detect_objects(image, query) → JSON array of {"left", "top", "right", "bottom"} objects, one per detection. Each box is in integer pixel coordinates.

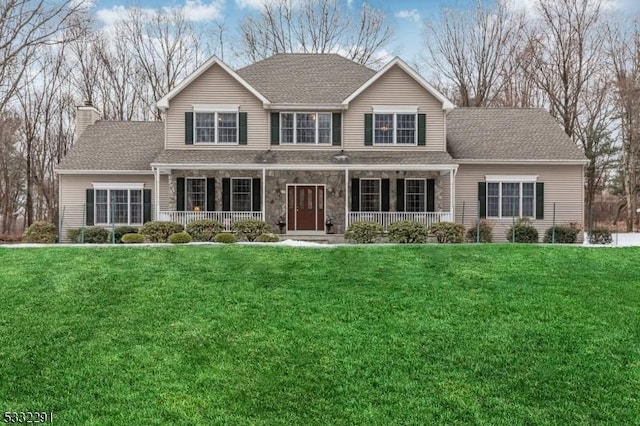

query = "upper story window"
[
  {"left": 280, "top": 112, "right": 331, "bottom": 144},
  {"left": 486, "top": 179, "right": 536, "bottom": 218},
  {"left": 193, "top": 105, "right": 238, "bottom": 144},
  {"left": 372, "top": 106, "right": 418, "bottom": 146}
]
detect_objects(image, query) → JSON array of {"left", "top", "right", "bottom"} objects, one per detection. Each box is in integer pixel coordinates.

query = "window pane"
[
  {"left": 95, "top": 190, "right": 108, "bottom": 224},
  {"left": 296, "top": 113, "right": 316, "bottom": 144},
  {"left": 318, "top": 114, "right": 331, "bottom": 144},
  {"left": 232, "top": 178, "right": 252, "bottom": 211},
  {"left": 217, "top": 113, "right": 237, "bottom": 143},
  {"left": 405, "top": 179, "right": 425, "bottom": 212},
  {"left": 523, "top": 183, "right": 534, "bottom": 217},
  {"left": 111, "top": 189, "right": 129, "bottom": 224},
  {"left": 195, "top": 112, "right": 215, "bottom": 143},
  {"left": 487, "top": 183, "right": 499, "bottom": 217},
  {"left": 186, "top": 178, "right": 206, "bottom": 211},
  {"left": 281, "top": 113, "right": 294, "bottom": 143},
  {"left": 502, "top": 183, "right": 520, "bottom": 217},
  {"left": 360, "top": 179, "right": 380, "bottom": 212},
  {"left": 130, "top": 190, "right": 142, "bottom": 224},
  {"left": 374, "top": 114, "right": 393, "bottom": 144},
  {"left": 396, "top": 114, "right": 415, "bottom": 144}
]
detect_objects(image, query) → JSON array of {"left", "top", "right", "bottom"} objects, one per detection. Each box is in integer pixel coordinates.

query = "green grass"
[{"left": 0, "top": 245, "right": 639, "bottom": 425}]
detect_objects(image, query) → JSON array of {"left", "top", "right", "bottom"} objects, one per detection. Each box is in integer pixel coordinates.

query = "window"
[
  {"left": 232, "top": 178, "right": 252, "bottom": 211},
  {"left": 186, "top": 178, "right": 206, "bottom": 211},
  {"left": 487, "top": 181, "right": 535, "bottom": 218},
  {"left": 405, "top": 179, "right": 426, "bottom": 212},
  {"left": 194, "top": 111, "right": 237, "bottom": 144},
  {"left": 374, "top": 113, "right": 416, "bottom": 145},
  {"left": 280, "top": 112, "right": 331, "bottom": 144},
  {"left": 95, "top": 188, "right": 143, "bottom": 225},
  {"left": 360, "top": 179, "right": 380, "bottom": 212}
]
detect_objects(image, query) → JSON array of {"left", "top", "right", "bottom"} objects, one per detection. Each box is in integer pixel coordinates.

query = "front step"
[{"left": 279, "top": 234, "right": 345, "bottom": 244}]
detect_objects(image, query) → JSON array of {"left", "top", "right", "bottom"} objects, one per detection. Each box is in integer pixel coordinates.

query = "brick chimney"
[{"left": 75, "top": 100, "right": 100, "bottom": 141}]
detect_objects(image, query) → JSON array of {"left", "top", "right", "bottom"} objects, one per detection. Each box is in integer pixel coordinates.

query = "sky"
[{"left": 86, "top": 0, "right": 640, "bottom": 67}]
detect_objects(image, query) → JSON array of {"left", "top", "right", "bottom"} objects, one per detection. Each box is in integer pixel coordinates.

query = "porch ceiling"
[{"left": 152, "top": 149, "right": 455, "bottom": 169}]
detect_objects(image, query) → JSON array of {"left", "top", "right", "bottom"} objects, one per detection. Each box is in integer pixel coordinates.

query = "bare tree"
[
  {"left": 238, "top": 0, "right": 392, "bottom": 67},
  {"left": 0, "top": 0, "right": 82, "bottom": 115},
  {"left": 424, "top": 0, "right": 526, "bottom": 107},
  {"left": 0, "top": 112, "right": 23, "bottom": 233}
]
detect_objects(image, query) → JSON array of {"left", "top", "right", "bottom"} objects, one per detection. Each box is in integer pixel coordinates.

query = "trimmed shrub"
[
  {"left": 110, "top": 226, "right": 139, "bottom": 243},
  {"left": 430, "top": 221, "right": 465, "bottom": 243},
  {"left": 256, "top": 232, "right": 279, "bottom": 242},
  {"left": 544, "top": 224, "right": 580, "bottom": 244},
  {"left": 122, "top": 233, "right": 145, "bottom": 244},
  {"left": 140, "top": 221, "right": 184, "bottom": 243},
  {"left": 84, "top": 227, "right": 110, "bottom": 243},
  {"left": 23, "top": 221, "right": 57, "bottom": 243},
  {"left": 345, "top": 221, "right": 383, "bottom": 244},
  {"left": 215, "top": 233, "right": 236, "bottom": 243},
  {"left": 232, "top": 219, "right": 273, "bottom": 242},
  {"left": 506, "top": 218, "right": 539, "bottom": 243},
  {"left": 186, "top": 219, "right": 223, "bottom": 242},
  {"left": 588, "top": 226, "right": 613, "bottom": 245},
  {"left": 168, "top": 232, "right": 192, "bottom": 244},
  {"left": 465, "top": 220, "right": 494, "bottom": 243},
  {"left": 387, "top": 221, "right": 429, "bottom": 243}
]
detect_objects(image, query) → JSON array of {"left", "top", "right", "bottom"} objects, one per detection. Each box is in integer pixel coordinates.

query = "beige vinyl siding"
[
  {"left": 165, "top": 63, "right": 268, "bottom": 149},
  {"left": 58, "top": 174, "right": 169, "bottom": 242},
  {"left": 343, "top": 65, "right": 446, "bottom": 151},
  {"left": 455, "top": 164, "right": 585, "bottom": 242}
]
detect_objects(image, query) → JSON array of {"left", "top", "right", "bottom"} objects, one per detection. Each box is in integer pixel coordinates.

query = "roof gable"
[
  {"left": 156, "top": 56, "right": 270, "bottom": 109},
  {"left": 343, "top": 57, "right": 455, "bottom": 110}
]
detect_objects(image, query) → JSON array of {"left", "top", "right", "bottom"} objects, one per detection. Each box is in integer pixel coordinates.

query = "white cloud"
[
  {"left": 96, "top": 0, "right": 223, "bottom": 26},
  {"left": 235, "top": 0, "right": 269, "bottom": 9},
  {"left": 396, "top": 9, "right": 421, "bottom": 24}
]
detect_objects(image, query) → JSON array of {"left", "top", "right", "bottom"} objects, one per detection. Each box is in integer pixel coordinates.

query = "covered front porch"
[{"left": 150, "top": 150, "right": 458, "bottom": 235}]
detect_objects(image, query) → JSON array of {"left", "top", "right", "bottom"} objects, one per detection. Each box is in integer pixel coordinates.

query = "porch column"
[
  {"left": 262, "top": 168, "right": 266, "bottom": 222},
  {"left": 154, "top": 167, "right": 160, "bottom": 220},
  {"left": 450, "top": 167, "right": 456, "bottom": 222},
  {"left": 344, "top": 168, "right": 349, "bottom": 231}
]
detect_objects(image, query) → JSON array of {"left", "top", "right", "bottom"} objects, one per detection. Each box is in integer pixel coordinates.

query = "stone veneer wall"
[{"left": 169, "top": 169, "right": 446, "bottom": 234}]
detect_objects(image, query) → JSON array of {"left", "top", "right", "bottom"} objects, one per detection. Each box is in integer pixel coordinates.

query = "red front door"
[{"left": 287, "top": 185, "right": 324, "bottom": 231}]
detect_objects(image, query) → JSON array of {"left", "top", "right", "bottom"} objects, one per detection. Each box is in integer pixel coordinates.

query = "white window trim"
[
  {"left": 486, "top": 181, "right": 536, "bottom": 219},
  {"left": 405, "top": 178, "right": 426, "bottom": 212},
  {"left": 485, "top": 175, "right": 538, "bottom": 183},
  {"left": 280, "top": 112, "right": 332, "bottom": 145},
  {"left": 360, "top": 178, "right": 382, "bottom": 212},
  {"left": 92, "top": 182, "right": 144, "bottom": 190},
  {"left": 372, "top": 105, "right": 418, "bottom": 114},
  {"left": 94, "top": 188, "right": 143, "bottom": 226},
  {"left": 193, "top": 110, "right": 239, "bottom": 145},
  {"left": 192, "top": 104, "right": 239, "bottom": 112},
  {"left": 231, "top": 177, "right": 253, "bottom": 212},
  {"left": 185, "top": 177, "right": 207, "bottom": 211},
  {"left": 373, "top": 112, "right": 418, "bottom": 146}
]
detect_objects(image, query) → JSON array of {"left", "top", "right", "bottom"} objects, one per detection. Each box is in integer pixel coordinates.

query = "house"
[{"left": 56, "top": 54, "right": 587, "bottom": 242}]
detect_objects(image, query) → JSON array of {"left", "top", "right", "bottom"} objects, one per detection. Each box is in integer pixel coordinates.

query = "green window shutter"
[
  {"left": 143, "top": 189, "right": 152, "bottom": 223},
  {"left": 176, "top": 177, "right": 185, "bottom": 211},
  {"left": 206, "top": 178, "right": 215, "bottom": 211},
  {"left": 364, "top": 114, "right": 373, "bottom": 146},
  {"left": 222, "top": 178, "right": 231, "bottom": 211},
  {"left": 536, "top": 182, "right": 544, "bottom": 219},
  {"left": 271, "top": 112, "right": 280, "bottom": 145},
  {"left": 185, "top": 112, "right": 193, "bottom": 145},
  {"left": 381, "top": 179, "right": 390, "bottom": 212},
  {"left": 427, "top": 179, "right": 435, "bottom": 212},
  {"left": 332, "top": 112, "right": 342, "bottom": 146},
  {"left": 478, "top": 182, "right": 487, "bottom": 219},
  {"left": 252, "top": 178, "right": 261, "bottom": 212},
  {"left": 418, "top": 113, "right": 426, "bottom": 146},
  {"left": 85, "top": 189, "right": 94, "bottom": 226},
  {"left": 396, "top": 179, "right": 405, "bottom": 212},
  {"left": 239, "top": 112, "right": 247, "bottom": 145},
  {"left": 351, "top": 178, "right": 360, "bottom": 212}
]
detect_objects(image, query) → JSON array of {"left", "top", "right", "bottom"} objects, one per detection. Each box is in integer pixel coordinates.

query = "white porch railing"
[
  {"left": 159, "top": 211, "right": 264, "bottom": 232},
  {"left": 348, "top": 212, "right": 453, "bottom": 233}
]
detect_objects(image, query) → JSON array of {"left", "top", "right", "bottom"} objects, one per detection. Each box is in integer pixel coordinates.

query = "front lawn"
[{"left": 0, "top": 245, "right": 638, "bottom": 424}]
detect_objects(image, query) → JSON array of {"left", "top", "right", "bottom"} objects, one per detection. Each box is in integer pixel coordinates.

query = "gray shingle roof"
[
  {"left": 57, "top": 121, "right": 164, "bottom": 170},
  {"left": 236, "top": 54, "right": 376, "bottom": 104},
  {"left": 446, "top": 108, "right": 587, "bottom": 161},
  {"left": 152, "top": 149, "right": 454, "bottom": 166}
]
